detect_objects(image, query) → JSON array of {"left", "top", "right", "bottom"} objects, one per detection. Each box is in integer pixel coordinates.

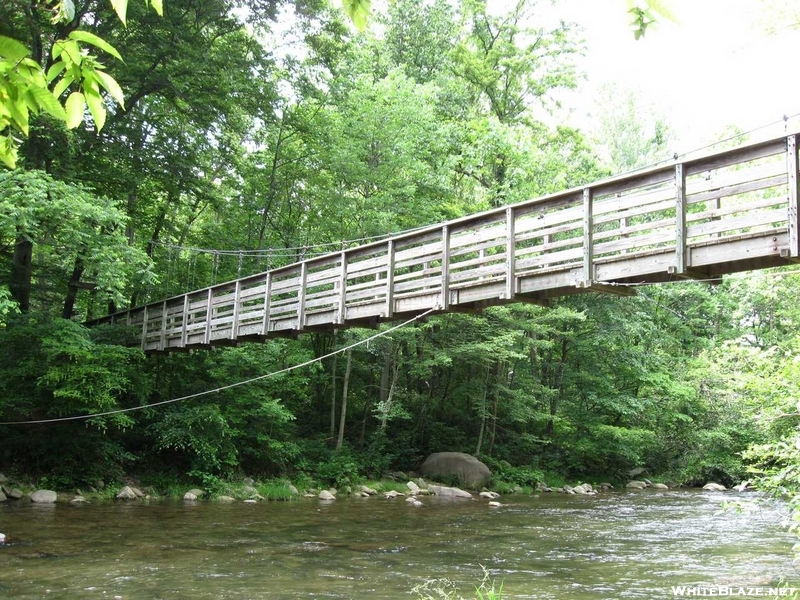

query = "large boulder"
[
  {"left": 419, "top": 452, "right": 491, "bottom": 488},
  {"left": 626, "top": 481, "right": 647, "bottom": 490},
  {"left": 7, "top": 488, "right": 23, "bottom": 500},
  {"left": 0, "top": 490, "right": 6, "bottom": 502},
  {"left": 30, "top": 490, "right": 57, "bottom": 503},
  {"left": 318, "top": 490, "right": 335, "bottom": 501},
  {"left": 703, "top": 482, "right": 727, "bottom": 491},
  {"left": 116, "top": 486, "right": 138, "bottom": 500},
  {"left": 428, "top": 484, "right": 473, "bottom": 499}
]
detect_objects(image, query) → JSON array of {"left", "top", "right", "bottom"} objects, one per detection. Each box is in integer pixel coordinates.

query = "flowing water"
[{"left": 0, "top": 490, "right": 796, "bottom": 599}]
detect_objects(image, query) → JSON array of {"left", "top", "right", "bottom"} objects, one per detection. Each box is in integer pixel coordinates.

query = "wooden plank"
[
  {"left": 229, "top": 281, "right": 242, "bottom": 340},
  {"left": 204, "top": 288, "right": 213, "bottom": 344},
  {"left": 505, "top": 207, "right": 516, "bottom": 300},
  {"left": 684, "top": 138, "right": 785, "bottom": 176},
  {"left": 337, "top": 252, "right": 347, "bottom": 324},
  {"left": 687, "top": 208, "right": 788, "bottom": 238},
  {"left": 441, "top": 225, "right": 450, "bottom": 309},
  {"left": 675, "top": 163, "right": 687, "bottom": 273},
  {"left": 296, "top": 262, "right": 307, "bottom": 330},
  {"left": 180, "top": 295, "right": 189, "bottom": 348},
  {"left": 140, "top": 305, "right": 148, "bottom": 350},
  {"left": 788, "top": 134, "right": 799, "bottom": 257},
  {"left": 385, "top": 240, "right": 395, "bottom": 318},
  {"left": 582, "top": 188, "right": 594, "bottom": 286}
]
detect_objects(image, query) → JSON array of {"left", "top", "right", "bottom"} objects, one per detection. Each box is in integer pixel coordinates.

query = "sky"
[{"left": 545, "top": 0, "right": 800, "bottom": 155}]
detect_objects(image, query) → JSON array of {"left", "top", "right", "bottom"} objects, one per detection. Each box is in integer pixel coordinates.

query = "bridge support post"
[
  {"left": 159, "top": 300, "right": 167, "bottom": 351},
  {"left": 261, "top": 273, "right": 272, "bottom": 335},
  {"left": 384, "top": 241, "right": 394, "bottom": 318},
  {"left": 675, "top": 163, "right": 688, "bottom": 273},
  {"left": 296, "top": 262, "right": 307, "bottom": 331},
  {"left": 581, "top": 187, "right": 594, "bottom": 286},
  {"left": 140, "top": 305, "right": 148, "bottom": 350},
  {"left": 230, "top": 281, "right": 242, "bottom": 340},
  {"left": 204, "top": 288, "right": 213, "bottom": 345},
  {"left": 337, "top": 252, "right": 347, "bottom": 324},
  {"left": 441, "top": 225, "right": 450, "bottom": 310},
  {"left": 505, "top": 207, "right": 516, "bottom": 300},
  {"left": 788, "top": 134, "right": 799, "bottom": 258},
  {"left": 180, "top": 295, "right": 189, "bottom": 348}
]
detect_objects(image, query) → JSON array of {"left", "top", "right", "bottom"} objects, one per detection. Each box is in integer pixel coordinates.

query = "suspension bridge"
[{"left": 87, "top": 133, "right": 800, "bottom": 353}]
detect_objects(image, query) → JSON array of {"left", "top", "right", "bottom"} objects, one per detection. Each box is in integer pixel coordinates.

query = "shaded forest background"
[{"left": 1, "top": 0, "right": 799, "bottom": 493}]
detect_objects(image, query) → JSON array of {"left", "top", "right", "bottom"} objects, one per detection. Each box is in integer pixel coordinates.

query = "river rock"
[
  {"left": 0, "top": 490, "right": 6, "bottom": 502},
  {"left": 599, "top": 482, "right": 614, "bottom": 490},
  {"left": 360, "top": 485, "right": 378, "bottom": 496},
  {"left": 410, "top": 499, "right": 424, "bottom": 507},
  {"left": 419, "top": 452, "right": 491, "bottom": 488},
  {"left": 186, "top": 488, "right": 205, "bottom": 499},
  {"left": 242, "top": 485, "right": 257, "bottom": 497},
  {"left": 651, "top": 483, "right": 669, "bottom": 490},
  {"left": 407, "top": 481, "right": 421, "bottom": 494},
  {"left": 561, "top": 486, "right": 576, "bottom": 494},
  {"left": 183, "top": 492, "right": 198, "bottom": 501},
  {"left": 131, "top": 487, "right": 145, "bottom": 498},
  {"left": 116, "top": 486, "right": 138, "bottom": 500},
  {"left": 480, "top": 491, "right": 500, "bottom": 499},
  {"left": 243, "top": 477, "right": 254, "bottom": 486},
  {"left": 7, "top": 488, "right": 23, "bottom": 500},
  {"left": 216, "top": 495, "right": 235, "bottom": 503},
  {"left": 572, "top": 483, "right": 593, "bottom": 494},
  {"left": 428, "top": 484, "right": 472, "bottom": 499},
  {"left": 71, "top": 496, "right": 87, "bottom": 503},
  {"left": 0, "top": 473, "right": 7, "bottom": 483},
  {"left": 319, "top": 490, "right": 335, "bottom": 501},
  {"left": 626, "top": 481, "right": 647, "bottom": 490},
  {"left": 732, "top": 481, "right": 751, "bottom": 492},
  {"left": 383, "top": 490, "right": 405, "bottom": 499},
  {"left": 703, "top": 482, "right": 727, "bottom": 491},
  {"left": 488, "top": 501, "right": 501, "bottom": 507},
  {"left": 30, "top": 490, "right": 57, "bottom": 503},
  {"left": 0, "top": 533, "right": 5, "bottom": 543},
  {"left": 243, "top": 499, "right": 257, "bottom": 504},
  {"left": 288, "top": 484, "right": 299, "bottom": 495}
]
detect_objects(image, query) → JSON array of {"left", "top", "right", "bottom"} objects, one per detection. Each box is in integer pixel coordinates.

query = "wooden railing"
[{"left": 88, "top": 133, "right": 800, "bottom": 352}]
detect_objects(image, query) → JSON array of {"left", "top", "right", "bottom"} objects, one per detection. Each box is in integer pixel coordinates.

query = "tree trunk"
[
  {"left": 329, "top": 352, "right": 337, "bottom": 442},
  {"left": 336, "top": 349, "right": 353, "bottom": 451},
  {"left": 380, "top": 361, "right": 399, "bottom": 430},
  {"left": 475, "top": 366, "right": 490, "bottom": 457},
  {"left": 10, "top": 236, "right": 33, "bottom": 312},
  {"left": 62, "top": 256, "right": 85, "bottom": 319}
]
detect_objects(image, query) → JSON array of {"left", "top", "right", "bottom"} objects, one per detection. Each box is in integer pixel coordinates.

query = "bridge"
[{"left": 88, "top": 133, "right": 800, "bottom": 353}]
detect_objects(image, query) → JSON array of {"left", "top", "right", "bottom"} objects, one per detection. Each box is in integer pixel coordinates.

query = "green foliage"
[{"left": 314, "top": 448, "right": 362, "bottom": 489}]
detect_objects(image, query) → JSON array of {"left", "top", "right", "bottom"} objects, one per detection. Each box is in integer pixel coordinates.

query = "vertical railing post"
[
  {"left": 505, "top": 207, "right": 516, "bottom": 301},
  {"left": 261, "top": 273, "right": 272, "bottom": 335},
  {"left": 158, "top": 300, "right": 167, "bottom": 351},
  {"left": 296, "top": 262, "right": 307, "bottom": 331},
  {"left": 140, "top": 305, "right": 148, "bottom": 350},
  {"left": 230, "top": 281, "right": 242, "bottom": 340},
  {"left": 581, "top": 188, "right": 594, "bottom": 286},
  {"left": 787, "top": 134, "right": 799, "bottom": 257},
  {"left": 441, "top": 225, "right": 450, "bottom": 310},
  {"left": 180, "top": 295, "right": 189, "bottom": 348},
  {"left": 384, "top": 240, "right": 395, "bottom": 318},
  {"left": 337, "top": 252, "right": 347, "bottom": 325},
  {"left": 675, "top": 163, "right": 688, "bottom": 273},
  {"left": 204, "top": 288, "right": 213, "bottom": 345}
]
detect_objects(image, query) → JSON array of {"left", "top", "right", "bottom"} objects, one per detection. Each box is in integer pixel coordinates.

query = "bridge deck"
[{"left": 88, "top": 133, "right": 800, "bottom": 352}]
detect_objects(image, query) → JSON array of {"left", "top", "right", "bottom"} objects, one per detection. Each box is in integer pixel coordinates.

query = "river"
[{"left": 0, "top": 490, "right": 796, "bottom": 599}]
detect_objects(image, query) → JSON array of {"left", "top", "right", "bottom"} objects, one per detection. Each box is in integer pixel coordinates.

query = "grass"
[{"left": 412, "top": 567, "right": 504, "bottom": 600}]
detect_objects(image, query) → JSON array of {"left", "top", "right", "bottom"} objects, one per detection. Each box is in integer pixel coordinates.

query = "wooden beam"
[
  {"left": 441, "top": 225, "right": 450, "bottom": 310},
  {"left": 581, "top": 188, "right": 594, "bottom": 286},
  {"left": 385, "top": 240, "right": 395, "bottom": 318},
  {"left": 575, "top": 280, "right": 637, "bottom": 297},
  {"left": 667, "top": 266, "right": 720, "bottom": 283},
  {"left": 140, "top": 305, "right": 148, "bottom": 350},
  {"left": 337, "top": 251, "right": 347, "bottom": 324},
  {"left": 675, "top": 163, "right": 688, "bottom": 273},
  {"left": 230, "top": 280, "right": 242, "bottom": 340},
  {"left": 261, "top": 273, "right": 272, "bottom": 335},
  {"left": 505, "top": 206, "right": 516, "bottom": 300},
  {"left": 296, "top": 262, "right": 308, "bottom": 331},
  {"left": 788, "top": 134, "right": 799, "bottom": 257},
  {"left": 180, "top": 295, "right": 189, "bottom": 348},
  {"left": 204, "top": 288, "right": 213, "bottom": 345}
]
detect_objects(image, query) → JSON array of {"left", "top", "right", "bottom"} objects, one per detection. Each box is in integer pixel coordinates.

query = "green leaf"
[
  {"left": 68, "top": 31, "right": 123, "bottom": 61},
  {"left": 65, "top": 91, "right": 85, "bottom": 128},
  {"left": 149, "top": 0, "right": 164, "bottom": 16},
  {"left": 95, "top": 70, "right": 125, "bottom": 109},
  {"left": 110, "top": 0, "right": 128, "bottom": 25},
  {"left": 52, "top": 73, "right": 74, "bottom": 98},
  {"left": 0, "top": 36, "right": 30, "bottom": 62},
  {"left": 342, "top": 0, "right": 371, "bottom": 31},
  {"left": 29, "top": 85, "right": 68, "bottom": 121},
  {"left": 0, "top": 135, "right": 18, "bottom": 169},
  {"left": 84, "top": 86, "right": 106, "bottom": 131},
  {"left": 7, "top": 99, "right": 29, "bottom": 135},
  {"left": 46, "top": 60, "right": 67, "bottom": 84}
]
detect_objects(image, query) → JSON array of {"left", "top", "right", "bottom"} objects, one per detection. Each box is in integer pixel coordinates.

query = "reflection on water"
[{"left": 0, "top": 491, "right": 796, "bottom": 599}]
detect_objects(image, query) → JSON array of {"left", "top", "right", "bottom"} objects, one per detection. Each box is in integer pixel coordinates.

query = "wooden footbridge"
[{"left": 88, "top": 133, "right": 800, "bottom": 352}]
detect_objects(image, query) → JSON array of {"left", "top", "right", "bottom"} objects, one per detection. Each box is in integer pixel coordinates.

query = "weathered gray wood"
[
  {"left": 505, "top": 207, "right": 516, "bottom": 300},
  {"left": 441, "top": 225, "right": 450, "bottom": 310},
  {"left": 180, "top": 295, "right": 189, "bottom": 348},
  {"left": 296, "top": 262, "right": 308, "bottom": 331},
  {"left": 581, "top": 188, "right": 594, "bottom": 286},
  {"left": 385, "top": 240, "right": 395, "bottom": 318},
  {"left": 337, "top": 252, "right": 347, "bottom": 324},
  {"left": 230, "top": 281, "right": 242, "bottom": 340},
  {"left": 675, "top": 163, "right": 687, "bottom": 273},
  {"left": 788, "top": 134, "right": 799, "bottom": 257}
]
